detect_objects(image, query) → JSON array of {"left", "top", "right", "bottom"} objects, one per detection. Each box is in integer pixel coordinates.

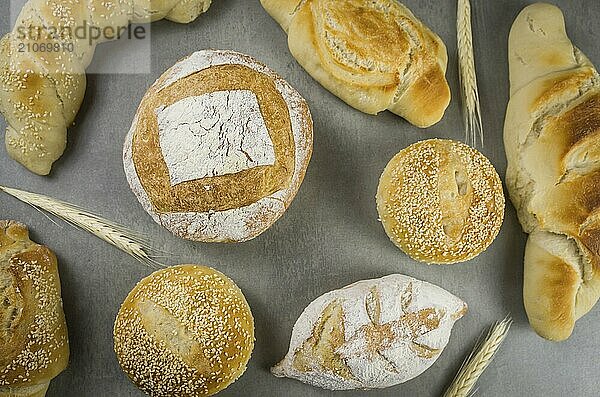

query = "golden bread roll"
[
  {"left": 376, "top": 139, "right": 505, "bottom": 264},
  {"left": 123, "top": 50, "right": 313, "bottom": 243},
  {"left": 505, "top": 3, "right": 600, "bottom": 341},
  {"left": 260, "top": 0, "right": 451, "bottom": 127},
  {"left": 113, "top": 265, "right": 254, "bottom": 396},
  {"left": 0, "top": 221, "right": 69, "bottom": 397}
]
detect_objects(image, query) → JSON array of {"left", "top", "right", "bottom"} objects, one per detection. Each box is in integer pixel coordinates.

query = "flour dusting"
[
  {"left": 123, "top": 50, "right": 313, "bottom": 242},
  {"left": 272, "top": 274, "right": 467, "bottom": 390},
  {"left": 157, "top": 90, "right": 275, "bottom": 186}
]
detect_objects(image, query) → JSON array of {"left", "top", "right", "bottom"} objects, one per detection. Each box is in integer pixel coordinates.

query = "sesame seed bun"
[
  {"left": 0, "top": 220, "right": 69, "bottom": 394},
  {"left": 113, "top": 265, "right": 254, "bottom": 396},
  {"left": 376, "top": 139, "right": 505, "bottom": 264}
]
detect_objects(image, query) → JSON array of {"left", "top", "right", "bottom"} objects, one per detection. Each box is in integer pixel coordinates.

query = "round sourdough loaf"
[
  {"left": 113, "top": 265, "right": 254, "bottom": 397},
  {"left": 376, "top": 139, "right": 505, "bottom": 264},
  {"left": 123, "top": 50, "right": 313, "bottom": 242}
]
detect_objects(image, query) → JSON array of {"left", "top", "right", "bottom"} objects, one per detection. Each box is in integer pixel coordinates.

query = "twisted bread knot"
[{"left": 0, "top": 0, "right": 212, "bottom": 175}]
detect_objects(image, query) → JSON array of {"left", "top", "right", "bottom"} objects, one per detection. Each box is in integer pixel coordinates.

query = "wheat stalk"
[
  {"left": 0, "top": 185, "right": 165, "bottom": 268},
  {"left": 443, "top": 316, "right": 512, "bottom": 397},
  {"left": 457, "top": 0, "right": 484, "bottom": 148}
]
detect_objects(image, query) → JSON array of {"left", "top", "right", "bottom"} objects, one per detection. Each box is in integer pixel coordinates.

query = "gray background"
[{"left": 1, "top": 0, "right": 599, "bottom": 396}]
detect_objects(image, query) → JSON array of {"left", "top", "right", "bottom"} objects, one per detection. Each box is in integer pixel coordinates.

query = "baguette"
[{"left": 504, "top": 3, "right": 600, "bottom": 341}]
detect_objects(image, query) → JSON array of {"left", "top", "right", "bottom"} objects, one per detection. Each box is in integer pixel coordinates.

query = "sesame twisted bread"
[
  {"left": 0, "top": 0, "right": 213, "bottom": 175},
  {"left": 0, "top": 221, "right": 68, "bottom": 397},
  {"left": 505, "top": 4, "right": 600, "bottom": 340}
]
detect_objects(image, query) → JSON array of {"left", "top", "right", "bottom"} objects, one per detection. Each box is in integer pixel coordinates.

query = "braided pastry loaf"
[
  {"left": 504, "top": 3, "right": 600, "bottom": 341},
  {"left": 0, "top": 0, "right": 213, "bottom": 175},
  {"left": 260, "top": 0, "right": 450, "bottom": 128}
]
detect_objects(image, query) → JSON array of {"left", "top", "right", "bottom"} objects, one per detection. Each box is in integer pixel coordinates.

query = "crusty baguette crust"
[
  {"left": 504, "top": 3, "right": 600, "bottom": 341},
  {"left": 0, "top": 0, "right": 213, "bottom": 175},
  {"left": 261, "top": 0, "right": 450, "bottom": 127},
  {"left": 0, "top": 221, "right": 68, "bottom": 396}
]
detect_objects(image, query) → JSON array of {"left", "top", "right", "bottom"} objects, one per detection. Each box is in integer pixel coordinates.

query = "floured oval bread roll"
[
  {"left": 272, "top": 274, "right": 467, "bottom": 390},
  {"left": 123, "top": 50, "right": 313, "bottom": 242},
  {"left": 377, "top": 139, "right": 505, "bottom": 264},
  {"left": 261, "top": 0, "right": 451, "bottom": 127},
  {"left": 113, "top": 265, "right": 254, "bottom": 397},
  {"left": 0, "top": 221, "right": 69, "bottom": 397}
]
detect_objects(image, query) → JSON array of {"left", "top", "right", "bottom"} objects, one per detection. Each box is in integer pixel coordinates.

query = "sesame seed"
[
  {"left": 114, "top": 265, "right": 254, "bottom": 396},
  {"left": 376, "top": 139, "right": 505, "bottom": 264},
  {"left": 0, "top": 221, "right": 68, "bottom": 386}
]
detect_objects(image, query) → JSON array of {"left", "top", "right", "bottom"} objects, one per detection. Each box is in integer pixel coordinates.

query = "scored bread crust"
[
  {"left": 504, "top": 3, "right": 600, "bottom": 341},
  {"left": 123, "top": 50, "right": 313, "bottom": 243},
  {"left": 0, "top": 221, "right": 68, "bottom": 397},
  {"left": 260, "top": 0, "right": 301, "bottom": 30},
  {"left": 376, "top": 139, "right": 505, "bottom": 264},
  {"left": 261, "top": 0, "right": 450, "bottom": 128},
  {"left": 272, "top": 274, "right": 467, "bottom": 390},
  {"left": 113, "top": 265, "right": 254, "bottom": 397}
]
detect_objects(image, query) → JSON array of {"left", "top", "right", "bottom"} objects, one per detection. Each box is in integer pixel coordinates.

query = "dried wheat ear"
[
  {"left": 444, "top": 317, "right": 512, "bottom": 397},
  {"left": 458, "top": 0, "right": 484, "bottom": 147},
  {"left": 0, "top": 185, "right": 165, "bottom": 268}
]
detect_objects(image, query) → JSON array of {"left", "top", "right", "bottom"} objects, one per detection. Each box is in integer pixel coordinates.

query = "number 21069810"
[{"left": 18, "top": 42, "right": 75, "bottom": 53}]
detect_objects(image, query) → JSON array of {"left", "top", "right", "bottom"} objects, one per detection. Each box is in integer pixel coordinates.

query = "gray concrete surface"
[{"left": 1, "top": 1, "right": 599, "bottom": 396}]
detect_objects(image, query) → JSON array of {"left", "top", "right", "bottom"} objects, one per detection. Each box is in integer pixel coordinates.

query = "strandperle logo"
[{"left": 15, "top": 20, "right": 148, "bottom": 47}]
